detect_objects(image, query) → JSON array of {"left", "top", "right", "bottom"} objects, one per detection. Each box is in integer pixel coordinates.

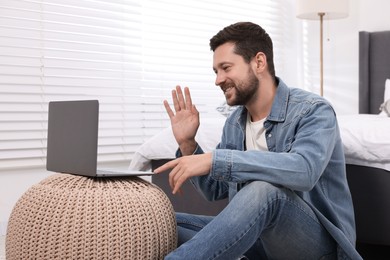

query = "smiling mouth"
[{"left": 221, "top": 84, "right": 234, "bottom": 93}]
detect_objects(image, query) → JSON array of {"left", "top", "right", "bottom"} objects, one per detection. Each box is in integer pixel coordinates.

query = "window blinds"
[{"left": 0, "top": 0, "right": 290, "bottom": 172}]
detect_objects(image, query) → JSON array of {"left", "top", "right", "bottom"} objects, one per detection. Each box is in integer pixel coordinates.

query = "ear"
[{"left": 253, "top": 52, "right": 267, "bottom": 72}]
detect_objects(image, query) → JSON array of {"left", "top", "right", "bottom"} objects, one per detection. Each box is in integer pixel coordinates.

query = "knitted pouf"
[{"left": 6, "top": 173, "right": 177, "bottom": 259}]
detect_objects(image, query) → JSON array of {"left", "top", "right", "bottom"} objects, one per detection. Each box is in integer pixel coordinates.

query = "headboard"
[{"left": 359, "top": 31, "right": 390, "bottom": 114}]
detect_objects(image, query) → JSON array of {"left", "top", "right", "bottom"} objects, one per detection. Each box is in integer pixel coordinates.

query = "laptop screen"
[{"left": 46, "top": 100, "right": 99, "bottom": 176}]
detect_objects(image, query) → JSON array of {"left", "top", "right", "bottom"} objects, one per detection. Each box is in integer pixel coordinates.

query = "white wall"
[
  {"left": 1, "top": 0, "right": 390, "bottom": 236},
  {"left": 304, "top": 0, "right": 390, "bottom": 115},
  {"left": 359, "top": 0, "right": 390, "bottom": 32},
  {"left": 0, "top": 168, "right": 51, "bottom": 235}
]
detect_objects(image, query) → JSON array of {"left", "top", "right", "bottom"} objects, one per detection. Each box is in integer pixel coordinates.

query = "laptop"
[{"left": 46, "top": 100, "right": 154, "bottom": 177}]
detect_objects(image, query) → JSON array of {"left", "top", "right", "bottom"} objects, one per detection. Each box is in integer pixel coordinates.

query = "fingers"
[
  {"left": 183, "top": 86, "right": 192, "bottom": 109},
  {"left": 172, "top": 173, "right": 187, "bottom": 194},
  {"left": 191, "top": 103, "right": 199, "bottom": 115},
  {"left": 153, "top": 159, "right": 177, "bottom": 174},
  {"left": 168, "top": 165, "right": 187, "bottom": 195},
  {"left": 163, "top": 100, "right": 174, "bottom": 119},
  {"left": 154, "top": 158, "right": 188, "bottom": 195},
  {"left": 172, "top": 87, "right": 181, "bottom": 112},
  {"left": 176, "top": 86, "right": 186, "bottom": 111},
  {"left": 169, "top": 85, "right": 192, "bottom": 113}
]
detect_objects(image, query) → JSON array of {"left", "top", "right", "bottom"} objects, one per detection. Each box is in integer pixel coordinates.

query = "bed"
[
  {"left": 129, "top": 30, "right": 390, "bottom": 250},
  {"left": 344, "top": 30, "right": 390, "bottom": 249}
]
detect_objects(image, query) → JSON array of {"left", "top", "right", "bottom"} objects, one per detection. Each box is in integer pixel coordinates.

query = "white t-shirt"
[{"left": 245, "top": 113, "right": 268, "bottom": 151}]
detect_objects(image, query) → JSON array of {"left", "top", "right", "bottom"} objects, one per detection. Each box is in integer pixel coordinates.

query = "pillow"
[
  {"left": 338, "top": 114, "right": 390, "bottom": 171},
  {"left": 380, "top": 99, "right": 390, "bottom": 117},
  {"left": 379, "top": 79, "right": 390, "bottom": 116},
  {"left": 216, "top": 101, "right": 237, "bottom": 117},
  {"left": 129, "top": 117, "right": 226, "bottom": 171}
]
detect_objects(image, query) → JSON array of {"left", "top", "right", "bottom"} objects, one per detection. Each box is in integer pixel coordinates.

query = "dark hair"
[{"left": 209, "top": 22, "right": 275, "bottom": 79}]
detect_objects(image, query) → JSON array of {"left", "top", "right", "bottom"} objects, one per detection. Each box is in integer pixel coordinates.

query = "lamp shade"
[{"left": 296, "top": 0, "right": 349, "bottom": 20}]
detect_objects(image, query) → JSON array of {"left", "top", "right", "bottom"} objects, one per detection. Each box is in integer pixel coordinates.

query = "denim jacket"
[{"left": 180, "top": 78, "right": 361, "bottom": 259}]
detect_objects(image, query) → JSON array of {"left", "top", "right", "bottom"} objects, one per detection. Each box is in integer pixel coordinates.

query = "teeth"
[{"left": 222, "top": 85, "right": 233, "bottom": 93}]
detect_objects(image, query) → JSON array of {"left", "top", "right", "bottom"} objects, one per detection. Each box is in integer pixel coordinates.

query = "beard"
[{"left": 221, "top": 69, "right": 259, "bottom": 106}]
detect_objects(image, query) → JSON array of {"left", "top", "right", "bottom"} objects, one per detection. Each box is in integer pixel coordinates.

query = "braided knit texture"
[{"left": 6, "top": 173, "right": 177, "bottom": 259}]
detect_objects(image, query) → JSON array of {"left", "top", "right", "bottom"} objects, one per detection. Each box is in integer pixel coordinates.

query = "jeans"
[{"left": 165, "top": 181, "right": 337, "bottom": 260}]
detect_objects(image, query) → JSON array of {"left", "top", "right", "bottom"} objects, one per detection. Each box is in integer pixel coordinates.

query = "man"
[{"left": 154, "top": 22, "right": 361, "bottom": 260}]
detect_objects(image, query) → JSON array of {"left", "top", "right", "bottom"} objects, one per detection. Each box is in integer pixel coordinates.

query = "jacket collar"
[
  {"left": 267, "top": 77, "right": 289, "bottom": 123},
  {"left": 234, "top": 77, "right": 289, "bottom": 124}
]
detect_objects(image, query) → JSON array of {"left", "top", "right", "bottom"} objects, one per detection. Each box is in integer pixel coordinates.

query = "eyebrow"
[{"left": 213, "top": 61, "right": 233, "bottom": 72}]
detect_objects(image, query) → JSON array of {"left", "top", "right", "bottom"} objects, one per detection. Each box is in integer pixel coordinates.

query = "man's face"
[{"left": 212, "top": 42, "right": 259, "bottom": 106}]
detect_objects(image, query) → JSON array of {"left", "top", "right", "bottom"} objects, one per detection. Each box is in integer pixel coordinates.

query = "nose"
[{"left": 215, "top": 71, "right": 226, "bottom": 86}]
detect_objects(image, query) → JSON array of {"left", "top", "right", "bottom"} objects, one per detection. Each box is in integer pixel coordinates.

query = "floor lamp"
[{"left": 296, "top": 0, "right": 349, "bottom": 97}]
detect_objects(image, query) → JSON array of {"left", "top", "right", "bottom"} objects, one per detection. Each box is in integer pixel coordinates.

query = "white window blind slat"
[
  {"left": 1, "top": 0, "right": 143, "bottom": 170},
  {"left": 141, "top": 0, "right": 289, "bottom": 122},
  {"left": 0, "top": 0, "right": 292, "bottom": 171}
]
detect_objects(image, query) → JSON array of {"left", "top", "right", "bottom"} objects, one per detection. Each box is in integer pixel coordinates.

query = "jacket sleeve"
[{"left": 210, "top": 101, "right": 341, "bottom": 192}]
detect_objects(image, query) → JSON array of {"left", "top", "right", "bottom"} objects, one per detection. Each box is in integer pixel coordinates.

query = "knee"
[
  {"left": 243, "top": 181, "right": 283, "bottom": 196},
  {"left": 235, "top": 181, "right": 288, "bottom": 207},
  {"left": 222, "top": 181, "right": 289, "bottom": 227}
]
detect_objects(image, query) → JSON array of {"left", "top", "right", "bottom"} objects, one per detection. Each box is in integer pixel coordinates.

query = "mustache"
[{"left": 220, "top": 81, "right": 235, "bottom": 93}]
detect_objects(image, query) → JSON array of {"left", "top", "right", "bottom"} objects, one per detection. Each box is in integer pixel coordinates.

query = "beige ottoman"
[{"left": 6, "top": 173, "right": 177, "bottom": 259}]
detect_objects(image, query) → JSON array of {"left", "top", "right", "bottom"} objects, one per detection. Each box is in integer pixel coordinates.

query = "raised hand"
[{"left": 163, "top": 86, "right": 200, "bottom": 155}]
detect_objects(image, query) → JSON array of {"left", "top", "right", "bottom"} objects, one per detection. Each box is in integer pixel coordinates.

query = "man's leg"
[
  {"left": 166, "top": 181, "right": 336, "bottom": 260},
  {"left": 174, "top": 213, "right": 215, "bottom": 246}
]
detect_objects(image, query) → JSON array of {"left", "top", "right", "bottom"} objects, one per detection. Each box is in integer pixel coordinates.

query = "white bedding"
[
  {"left": 338, "top": 114, "right": 390, "bottom": 171},
  {"left": 129, "top": 116, "right": 225, "bottom": 171},
  {"left": 129, "top": 114, "right": 390, "bottom": 172}
]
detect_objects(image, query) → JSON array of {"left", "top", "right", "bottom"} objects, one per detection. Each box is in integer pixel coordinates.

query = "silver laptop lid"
[{"left": 46, "top": 100, "right": 99, "bottom": 177}]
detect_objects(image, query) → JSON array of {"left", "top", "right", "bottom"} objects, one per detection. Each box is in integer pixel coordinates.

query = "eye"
[{"left": 222, "top": 65, "right": 231, "bottom": 71}]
